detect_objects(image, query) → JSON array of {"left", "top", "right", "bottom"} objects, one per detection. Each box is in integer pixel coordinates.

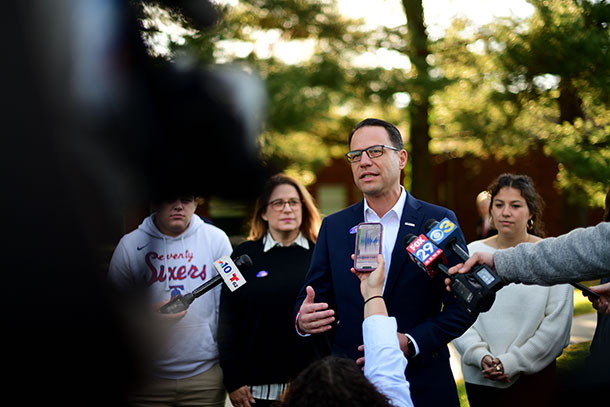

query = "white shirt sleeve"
[{"left": 363, "top": 315, "right": 414, "bottom": 407}]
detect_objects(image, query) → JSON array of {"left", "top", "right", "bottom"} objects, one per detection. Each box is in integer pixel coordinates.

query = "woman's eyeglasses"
[{"left": 267, "top": 198, "right": 302, "bottom": 211}]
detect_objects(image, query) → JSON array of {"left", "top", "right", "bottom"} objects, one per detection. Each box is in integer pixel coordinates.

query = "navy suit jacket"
[{"left": 295, "top": 192, "right": 476, "bottom": 407}]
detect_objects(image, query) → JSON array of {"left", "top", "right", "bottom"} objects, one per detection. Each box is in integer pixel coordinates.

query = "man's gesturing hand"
[{"left": 297, "top": 285, "right": 335, "bottom": 334}]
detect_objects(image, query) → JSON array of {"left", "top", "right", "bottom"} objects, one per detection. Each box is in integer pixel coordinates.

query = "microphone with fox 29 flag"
[
  {"left": 423, "top": 217, "right": 504, "bottom": 313},
  {"left": 404, "top": 232, "right": 464, "bottom": 287},
  {"left": 159, "top": 254, "right": 253, "bottom": 314},
  {"left": 404, "top": 233, "right": 446, "bottom": 277},
  {"left": 404, "top": 232, "right": 462, "bottom": 286},
  {"left": 405, "top": 232, "right": 494, "bottom": 313}
]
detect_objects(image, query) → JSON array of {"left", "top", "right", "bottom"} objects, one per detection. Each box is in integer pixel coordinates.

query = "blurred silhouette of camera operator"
[{"left": 1, "top": 1, "right": 270, "bottom": 405}]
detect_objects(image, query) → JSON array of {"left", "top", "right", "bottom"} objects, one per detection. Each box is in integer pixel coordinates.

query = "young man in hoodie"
[{"left": 108, "top": 193, "right": 232, "bottom": 407}]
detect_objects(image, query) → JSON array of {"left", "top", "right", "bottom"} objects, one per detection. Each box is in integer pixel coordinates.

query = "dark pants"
[
  {"left": 254, "top": 399, "right": 278, "bottom": 407},
  {"left": 465, "top": 360, "right": 557, "bottom": 407}
]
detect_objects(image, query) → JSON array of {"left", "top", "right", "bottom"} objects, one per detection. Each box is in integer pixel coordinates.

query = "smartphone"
[
  {"left": 354, "top": 222, "right": 383, "bottom": 272},
  {"left": 571, "top": 282, "right": 601, "bottom": 300}
]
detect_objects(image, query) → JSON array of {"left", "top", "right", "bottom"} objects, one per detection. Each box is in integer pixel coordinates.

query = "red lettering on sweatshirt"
[
  {"left": 189, "top": 264, "right": 207, "bottom": 281},
  {"left": 151, "top": 250, "right": 194, "bottom": 263},
  {"left": 146, "top": 251, "right": 207, "bottom": 286}
]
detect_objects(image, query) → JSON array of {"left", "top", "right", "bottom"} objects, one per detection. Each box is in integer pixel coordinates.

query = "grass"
[
  {"left": 456, "top": 379, "right": 469, "bottom": 406},
  {"left": 557, "top": 341, "right": 591, "bottom": 371},
  {"left": 456, "top": 283, "right": 600, "bottom": 407},
  {"left": 573, "top": 281, "right": 598, "bottom": 316}
]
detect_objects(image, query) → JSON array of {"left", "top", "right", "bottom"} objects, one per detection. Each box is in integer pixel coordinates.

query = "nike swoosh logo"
[{"left": 137, "top": 244, "right": 149, "bottom": 251}]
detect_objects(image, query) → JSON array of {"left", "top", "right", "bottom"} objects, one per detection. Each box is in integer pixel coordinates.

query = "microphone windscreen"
[
  {"left": 424, "top": 218, "right": 438, "bottom": 232},
  {"left": 404, "top": 233, "right": 417, "bottom": 247},
  {"left": 234, "top": 254, "right": 253, "bottom": 270}
]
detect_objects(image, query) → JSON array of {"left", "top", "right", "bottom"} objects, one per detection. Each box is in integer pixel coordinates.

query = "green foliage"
[
  {"left": 544, "top": 116, "right": 610, "bottom": 207},
  {"left": 430, "top": 17, "right": 535, "bottom": 157},
  {"left": 138, "top": 0, "right": 608, "bottom": 207},
  {"left": 491, "top": 0, "right": 610, "bottom": 207},
  {"left": 430, "top": 1, "right": 610, "bottom": 208},
  {"left": 136, "top": 0, "right": 425, "bottom": 184},
  {"left": 510, "top": 0, "right": 610, "bottom": 96},
  {"left": 157, "top": 0, "right": 415, "bottom": 179}
]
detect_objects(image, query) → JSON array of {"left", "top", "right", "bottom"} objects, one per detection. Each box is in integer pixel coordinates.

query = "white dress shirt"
[
  {"left": 363, "top": 187, "right": 420, "bottom": 356},
  {"left": 262, "top": 231, "right": 309, "bottom": 252},
  {"left": 363, "top": 187, "right": 406, "bottom": 293}
]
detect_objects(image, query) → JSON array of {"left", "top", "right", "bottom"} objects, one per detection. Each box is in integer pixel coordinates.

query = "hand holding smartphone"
[
  {"left": 571, "top": 282, "right": 601, "bottom": 300},
  {"left": 354, "top": 222, "right": 383, "bottom": 272}
]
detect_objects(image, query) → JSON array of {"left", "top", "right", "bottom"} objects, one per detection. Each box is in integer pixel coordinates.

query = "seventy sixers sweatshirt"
[{"left": 108, "top": 214, "right": 232, "bottom": 379}]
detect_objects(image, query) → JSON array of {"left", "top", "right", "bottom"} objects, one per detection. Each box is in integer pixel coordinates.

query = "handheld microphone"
[
  {"left": 404, "top": 233, "right": 489, "bottom": 312},
  {"left": 422, "top": 218, "right": 503, "bottom": 313},
  {"left": 426, "top": 218, "right": 504, "bottom": 292},
  {"left": 404, "top": 233, "right": 446, "bottom": 277},
  {"left": 159, "top": 254, "right": 253, "bottom": 314},
  {"left": 424, "top": 218, "right": 470, "bottom": 262}
]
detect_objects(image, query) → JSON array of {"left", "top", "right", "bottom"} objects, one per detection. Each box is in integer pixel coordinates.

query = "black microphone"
[
  {"left": 404, "top": 232, "right": 491, "bottom": 313},
  {"left": 420, "top": 218, "right": 504, "bottom": 313},
  {"left": 159, "top": 254, "right": 253, "bottom": 314},
  {"left": 425, "top": 218, "right": 503, "bottom": 291}
]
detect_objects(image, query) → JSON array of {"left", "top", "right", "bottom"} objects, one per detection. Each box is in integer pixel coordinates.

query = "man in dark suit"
[{"left": 294, "top": 118, "right": 476, "bottom": 406}]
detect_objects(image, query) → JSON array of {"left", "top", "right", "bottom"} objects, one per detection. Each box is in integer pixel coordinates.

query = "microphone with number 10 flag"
[{"left": 159, "top": 254, "right": 253, "bottom": 314}]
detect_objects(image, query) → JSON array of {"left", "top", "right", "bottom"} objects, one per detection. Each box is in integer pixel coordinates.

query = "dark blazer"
[{"left": 295, "top": 191, "right": 477, "bottom": 407}]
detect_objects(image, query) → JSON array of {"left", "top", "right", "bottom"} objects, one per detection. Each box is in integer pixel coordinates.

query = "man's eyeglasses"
[
  {"left": 267, "top": 198, "right": 302, "bottom": 211},
  {"left": 345, "top": 144, "right": 401, "bottom": 163}
]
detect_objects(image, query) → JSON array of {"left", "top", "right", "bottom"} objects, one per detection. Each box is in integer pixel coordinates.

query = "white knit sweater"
[{"left": 452, "top": 240, "right": 573, "bottom": 388}]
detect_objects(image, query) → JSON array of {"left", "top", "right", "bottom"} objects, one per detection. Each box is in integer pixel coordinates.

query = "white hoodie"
[{"left": 109, "top": 214, "right": 232, "bottom": 379}]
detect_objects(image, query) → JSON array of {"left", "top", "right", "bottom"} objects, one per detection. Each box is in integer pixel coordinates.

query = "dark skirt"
[{"left": 465, "top": 360, "right": 557, "bottom": 407}]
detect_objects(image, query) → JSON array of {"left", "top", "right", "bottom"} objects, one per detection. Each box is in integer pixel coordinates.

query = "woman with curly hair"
[{"left": 453, "top": 173, "right": 573, "bottom": 407}]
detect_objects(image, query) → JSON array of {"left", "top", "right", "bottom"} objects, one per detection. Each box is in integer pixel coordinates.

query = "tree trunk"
[
  {"left": 557, "top": 77, "right": 589, "bottom": 232},
  {"left": 402, "top": 0, "right": 433, "bottom": 202},
  {"left": 558, "top": 78, "right": 584, "bottom": 124}
]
